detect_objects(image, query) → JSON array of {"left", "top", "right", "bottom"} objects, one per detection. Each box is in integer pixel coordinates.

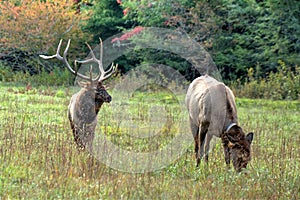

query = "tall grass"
[{"left": 0, "top": 83, "right": 299, "bottom": 199}]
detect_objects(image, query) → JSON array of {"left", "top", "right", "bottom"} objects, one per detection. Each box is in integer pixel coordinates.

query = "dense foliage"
[
  {"left": 212, "top": 0, "right": 300, "bottom": 80},
  {"left": 82, "top": 0, "right": 131, "bottom": 41},
  {"left": 0, "top": 0, "right": 299, "bottom": 99},
  {"left": 0, "top": 0, "right": 90, "bottom": 74},
  {"left": 119, "top": 0, "right": 299, "bottom": 80}
]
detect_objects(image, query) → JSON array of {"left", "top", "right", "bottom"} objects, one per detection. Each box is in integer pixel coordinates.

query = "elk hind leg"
[
  {"left": 203, "top": 134, "right": 213, "bottom": 162},
  {"left": 189, "top": 119, "right": 201, "bottom": 167},
  {"left": 199, "top": 122, "right": 209, "bottom": 165},
  {"left": 189, "top": 121, "right": 199, "bottom": 160}
]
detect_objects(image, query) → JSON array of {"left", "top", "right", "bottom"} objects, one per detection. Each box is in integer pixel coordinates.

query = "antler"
[
  {"left": 75, "top": 38, "right": 118, "bottom": 82},
  {"left": 39, "top": 39, "right": 117, "bottom": 82}
]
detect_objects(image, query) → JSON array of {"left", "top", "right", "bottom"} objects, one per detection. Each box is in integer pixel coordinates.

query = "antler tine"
[
  {"left": 76, "top": 38, "right": 116, "bottom": 82},
  {"left": 105, "top": 62, "right": 116, "bottom": 74},
  {"left": 96, "top": 37, "right": 105, "bottom": 81},
  {"left": 39, "top": 39, "right": 63, "bottom": 60},
  {"left": 88, "top": 41, "right": 105, "bottom": 80},
  {"left": 89, "top": 65, "right": 93, "bottom": 82},
  {"left": 75, "top": 43, "right": 100, "bottom": 65},
  {"left": 74, "top": 41, "right": 105, "bottom": 82},
  {"left": 100, "top": 63, "right": 118, "bottom": 82},
  {"left": 40, "top": 39, "right": 95, "bottom": 81},
  {"left": 96, "top": 37, "right": 117, "bottom": 82},
  {"left": 63, "top": 39, "right": 71, "bottom": 59},
  {"left": 60, "top": 39, "right": 95, "bottom": 81},
  {"left": 99, "top": 37, "right": 103, "bottom": 66}
]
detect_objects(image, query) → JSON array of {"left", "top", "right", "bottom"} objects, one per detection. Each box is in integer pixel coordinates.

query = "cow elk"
[
  {"left": 185, "top": 75, "right": 254, "bottom": 172},
  {"left": 40, "top": 39, "right": 117, "bottom": 151}
]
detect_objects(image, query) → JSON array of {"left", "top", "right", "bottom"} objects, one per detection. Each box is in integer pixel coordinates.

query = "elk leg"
[
  {"left": 86, "top": 132, "right": 95, "bottom": 153},
  {"left": 203, "top": 134, "right": 212, "bottom": 162},
  {"left": 189, "top": 120, "right": 199, "bottom": 161},
  {"left": 199, "top": 123, "right": 209, "bottom": 165},
  {"left": 68, "top": 113, "right": 85, "bottom": 150},
  {"left": 223, "top": 145, "right": 231, "bottom": 167},
  {"left": 69, "top": 120, "right": 85, "bottom": 149},
  {"left": 194, "top": 136, "right": 199, "bottom": 160},
  {"left": 195, "top": 133, "right": 200, "bottom": 167},
  {"left": 74, "top": 130, "right": 86, "bottom": 150}
]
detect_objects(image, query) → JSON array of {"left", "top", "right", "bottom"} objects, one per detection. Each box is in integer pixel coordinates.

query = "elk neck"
[
  {"left": 94, "top": 98, "right": 104, "bottom": 115},
  {"left": 74, "top": 89, "right": 99, "bottom": 123}
]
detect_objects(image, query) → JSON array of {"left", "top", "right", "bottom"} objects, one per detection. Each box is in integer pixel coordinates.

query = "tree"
[
  {"left": 212, "top": 0, "right": 300, "bottom": 80},
  {"left": 83, "top": 0, "right": 132, "bottom": 42},
  {"left": 119, "top": 0, "right": 300, "bottom": 80},
  {"left": 0, "top": 0, "right": 89, "bottom": 73},
  {"left": 118, "top": 0, "right": 217, "bottom": 80}
]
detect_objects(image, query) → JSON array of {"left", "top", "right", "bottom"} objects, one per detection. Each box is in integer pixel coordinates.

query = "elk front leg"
[
  {"left": 69, "top": 120, "right": 85, "bottom": 149},
  {"left": 223, "top": 145, "right": 231, "bottom": 167},
  {"left": 74, "top": 129, "right": 86, "bottom": 150},
  {"left": 85, "top": 131, "right": 95, "bottom": 153}
]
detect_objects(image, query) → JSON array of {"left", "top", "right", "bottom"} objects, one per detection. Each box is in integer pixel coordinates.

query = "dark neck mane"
[{"left": 95, "top": 98, "right": 104, "bottom": 115}]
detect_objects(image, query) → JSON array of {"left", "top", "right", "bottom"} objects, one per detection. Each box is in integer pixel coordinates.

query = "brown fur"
[
  {"left": 221, "top": 125, "right": 253, "bottom": 171},
  {"left": 68, "top": 81, "right": 111, "bottom": 151}
]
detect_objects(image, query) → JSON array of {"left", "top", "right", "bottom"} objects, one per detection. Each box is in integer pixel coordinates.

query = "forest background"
[{"left": 0, "top": 0, "right": 299, "bottom": 100}]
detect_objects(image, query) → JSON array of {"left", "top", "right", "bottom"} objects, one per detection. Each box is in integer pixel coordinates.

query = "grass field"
[{"left": 0, "top": 82, "right": 299, "bottom": 199}]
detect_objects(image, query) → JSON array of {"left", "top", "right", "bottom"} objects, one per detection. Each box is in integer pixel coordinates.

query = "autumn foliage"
[
  {"left": 111, "top": 26, "right": 144, "bottom": 43},
  {"left": 0, "top": 0, "right": 87, "bottom": 54}
]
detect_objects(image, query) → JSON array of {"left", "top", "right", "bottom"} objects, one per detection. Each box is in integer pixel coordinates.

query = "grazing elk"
[
  {"left": 185, "top": 75, "right": 254, "bottom": 172},
  {"left": 40, "top": 39, "right": 117, "bottom": 151}
]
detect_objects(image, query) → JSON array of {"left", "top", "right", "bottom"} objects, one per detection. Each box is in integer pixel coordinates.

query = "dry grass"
[{"left": 0, "top": 83, "right": 299, "bottom": 199}]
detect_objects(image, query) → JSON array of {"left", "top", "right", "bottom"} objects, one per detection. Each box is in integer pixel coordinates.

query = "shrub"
[
  {"left": 231, "top": 61, "right": 300, "bottom": 100},
  {"left": 0, "top": 62, "right": 73, "bottom": 86}
]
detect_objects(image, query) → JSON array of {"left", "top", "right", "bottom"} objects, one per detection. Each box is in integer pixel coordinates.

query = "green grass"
[{"left": 0, "top": 82, "right": 299, "bottom": 199}]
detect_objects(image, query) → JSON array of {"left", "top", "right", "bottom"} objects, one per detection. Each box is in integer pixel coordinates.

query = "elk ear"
[
  {"left": 227, "top": 135, "right": 237, "bottom": 148},
  {"left": 228, "top": 141, "right": 235, "bottom": 148},
  {"left": 246, "top": 132, "right": 254, "bottom": 144}
]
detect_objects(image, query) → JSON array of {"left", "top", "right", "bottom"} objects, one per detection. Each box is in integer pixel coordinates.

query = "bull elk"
[
  {"left": 40, "top": 39, "right": 117, "bottom": 151},
  {"left": 185, "top": 75, "right": 254, "bottom": 172}
]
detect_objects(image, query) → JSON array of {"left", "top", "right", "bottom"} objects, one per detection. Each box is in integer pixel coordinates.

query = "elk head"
[
  {"left": 222, "top": 124, "right": 254, "bottom": 172},
  {"left": 40, "top": 39, "right": 117, "bottom": 108}
]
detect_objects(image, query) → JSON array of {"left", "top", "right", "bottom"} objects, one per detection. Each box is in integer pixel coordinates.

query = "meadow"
[{"left": 0, "top": 82, "right": 299, "bottom": 199}]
